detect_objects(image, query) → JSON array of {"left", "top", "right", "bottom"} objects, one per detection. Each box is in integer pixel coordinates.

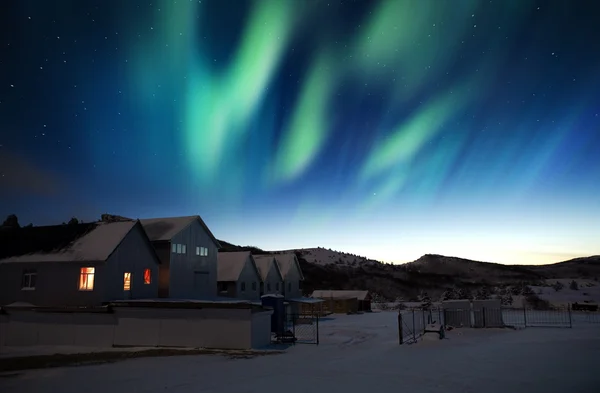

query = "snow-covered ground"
[{"left": 1, "top": 312, "right": 599, "bottom": 393}]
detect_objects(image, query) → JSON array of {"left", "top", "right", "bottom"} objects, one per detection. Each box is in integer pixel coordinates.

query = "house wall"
[
  {"left": 0, "top": 306, "right": 273, "bottom": 350},
  {"left": 262, "top": 264, "right": 283, "bottom": 297},
  {"left": 282, "top": 259, "right": 303, "bottom": 299},
  {"left": 236, "top": 258, "right": 261, "bottom": 301},
  {"left": 0, "top": 261, "right": 104, "bottom": 307},
  {"left": 217, "top": 282, "right": 237, "bottom": 298},
  {"left": 0, "top": 225, "right": 159, "bottom": 307},
  {"left": 169, "top": 220, "right": 218, "bottom": 299},
  {"left": 102, "top": 224, "right": 160, "bottom": 302},
  {"left": 152, "top": 242, "right": 171, "bottom": 298}
]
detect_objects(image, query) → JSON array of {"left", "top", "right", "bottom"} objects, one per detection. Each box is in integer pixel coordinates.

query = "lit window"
[
  {"left": 123, "top": 272, "right": 131, "bottom": 291},
  {"left": 252, "top": 282, "right": 257, "bottom": 291},
  {"left": 196, "top": 246, "right": 200, "bottom": 255},
  {"left": 79, "top": 267, "right": 95, "bottom": 291},
  {"left": 172, "top": 243, "right": 177, "bottom": 253},
  {"left": 21, "top": 269, "right": 37, "bottom": 290},
  {"left": 182, "top": 244, "right": 186, "bottom": 254},
  {"left": 241, "top": 282, "right": 246, "bottom": 292},
  {"left": 203, "top": 247, "right": 209, "bottom": 256},
  {"left": 176, "top": 244, "right": 182, "bottom": 254},
  {"left": 144, "top": 268, "right": 151, "bottom": 284}
]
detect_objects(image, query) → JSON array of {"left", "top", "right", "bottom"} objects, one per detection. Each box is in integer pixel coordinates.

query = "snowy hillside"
[{"left": 283, "top": 247, "right": 381, "bottom": 267}]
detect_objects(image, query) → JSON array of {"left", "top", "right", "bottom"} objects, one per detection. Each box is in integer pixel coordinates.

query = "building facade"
[{"left": 140, "top": 216, "right": 221, "bottom": 300}]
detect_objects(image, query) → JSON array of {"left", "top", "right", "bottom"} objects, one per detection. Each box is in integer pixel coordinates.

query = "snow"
[
  {"left": 0, "top": 221, "right": 137, "bottom": 263},
  {"left": 2, "top": 312, "right": 599, "bottom": 393},
  {"left": 292, "top": 247, "right": 380, "bottom": 267}
]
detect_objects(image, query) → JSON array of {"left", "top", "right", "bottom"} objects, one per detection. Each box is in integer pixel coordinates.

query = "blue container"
[{"left": 261, "top": 295, "right": 285, "bottom": 333}]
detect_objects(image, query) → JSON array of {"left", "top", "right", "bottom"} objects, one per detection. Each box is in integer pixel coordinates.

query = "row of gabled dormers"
[{"left": 216, "top": 252, "right": 305, "bottom": 301}]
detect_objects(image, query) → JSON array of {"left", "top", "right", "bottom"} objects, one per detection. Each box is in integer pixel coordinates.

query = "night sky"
[{"left": 1, "top": 0, "right": 599, "bottom": 265}]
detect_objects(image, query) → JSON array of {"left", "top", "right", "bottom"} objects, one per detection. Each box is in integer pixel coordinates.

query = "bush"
[
  {"left": 552, "top": 281, "right": 564, "bottom": 292},
  {"left": 570, "top": 280, "right": 579, "bottom": 290}
]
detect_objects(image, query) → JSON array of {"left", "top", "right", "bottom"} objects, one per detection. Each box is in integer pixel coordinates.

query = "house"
[
  {"left": 139, "top": 215, "right": 221, "bottom": 300},
  {"left": 217, "top": 252, "right": 261, "bottom": 301},
  {"left": 0, "top": 220, "right": 160, "bottom": 307},
  {"left": 253, "top": 255, "right": 284, "bottom": 296},
  {"left": 311, "top": 290, "right": 372, "bottom": 312},
  {"left": 275, "top": 253, "right": 305, "bottom": 300}
]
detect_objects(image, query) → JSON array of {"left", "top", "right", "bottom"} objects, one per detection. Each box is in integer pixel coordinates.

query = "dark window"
[
  {"left": 288, "top": 282, "right": 292, "bottom": 292},
  {"left": 21, "top": 269, "right": 37, "bottom": 289},
  {"left": 276, "top": 282, "right": 279, "bottom": 291},
  {"left": 252, "top": 282, "right": 256, "bottom": 291},
  {"left": 241, "top": 282, "right": 246, "bottom": 291},
  {"left": 267, "top": 282, "right": 271, "bottom": 291}
]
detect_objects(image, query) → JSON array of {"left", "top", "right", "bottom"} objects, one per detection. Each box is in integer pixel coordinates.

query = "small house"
[
  {"left": 0, "top": 220, "right": 160, "bottom": 307},
  {"left": 311, "top": 290, "right": 372, "bottom": 312},
  {"left": 217, "top": 251, "right": 262, "bottom": 301},
  {"left": 274, "top": 253, "right": 305, "bottom": 299},
  {"left": 253, "top": 255, "right": 284, "bottom": 296},
  {"left": 139, "top": 215, "right": 220, "bottom": 300}
]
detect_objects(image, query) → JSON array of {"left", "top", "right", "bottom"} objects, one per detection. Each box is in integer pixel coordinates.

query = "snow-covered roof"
[
  {"left": 311, "top": 290, "right": 371, "bottom": 301},
  {"left": 0, "top": 221, "right": 138, "bottom": 263},
  {"left": 140, "top": 215, "right": 220, "bottom": 247},
  {"left": 253, "top": 255, "right": 283, "bottom": 281},
  {"left": 275, "top": 253, "right": 305, "bottom": 281},
  {"left": 217, "top": 251, "right": 253, "bottom": 282}
]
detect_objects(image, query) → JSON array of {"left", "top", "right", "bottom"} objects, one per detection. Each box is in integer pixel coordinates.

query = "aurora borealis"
[{"left": 1, "top": 0, "right": 599, "bottom": 264}]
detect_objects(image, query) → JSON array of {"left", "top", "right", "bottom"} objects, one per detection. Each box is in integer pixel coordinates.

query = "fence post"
[
  {"left": 483, "top": 307, "right": 487, "bottom": 328},
  {"left": 398, "top": 312, "right": 403, "bottom": 345},
  {"left": 316, "top": 314, "right": 320, "bottom": 345},
  {"left": 422, "top": 308, "right": 426, "bottom": 329},
  {"left": 523, "top": 306, "right": 527, "bottom": 327},
  {"left": 568, "top": 304, "right": 572, "bottom": 328},
  {"left": 413, "top": 308, "right": 417, "bottom": 341}
]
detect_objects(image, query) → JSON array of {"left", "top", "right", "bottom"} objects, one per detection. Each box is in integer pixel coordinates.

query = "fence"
[
  {"left": 398, "top": 306, "right": 600, "bottom": 344},
  {"left": 278, "top": 313, "right": 319, "bottom": 345},
  {"left": 398, "top": 308, "right": 444, "bottom": 344}
]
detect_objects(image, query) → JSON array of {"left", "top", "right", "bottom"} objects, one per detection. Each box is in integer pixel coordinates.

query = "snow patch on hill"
[{"left": 285, "top": 247, "right": 382, "bottom": 267}]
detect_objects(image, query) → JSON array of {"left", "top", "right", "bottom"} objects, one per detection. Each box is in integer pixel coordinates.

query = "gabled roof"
[
  {"left": 0, "top": 220, "right": 139, "bottom": 263},
  {"left": 311, "top": 290, "right": 371, "bottom": 301},
  {"left": 253, "top": 255, "right": 283, "bottom": 282},
  {"left": 275, "top": 253, "right": 305, "bottom": 281},
  {"left": 217, "top": 251, "right": 258, "bottom": 282},
  {"left": 139, "top": 215, "right": 220, "bottom": 248}
]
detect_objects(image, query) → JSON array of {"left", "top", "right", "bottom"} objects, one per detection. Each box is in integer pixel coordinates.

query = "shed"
[
  {"left": 311, "top": 290, "right": 372, "bottom": 312},
  {"left": 217, "top": 252, "right": 261, "bottom": 301}
]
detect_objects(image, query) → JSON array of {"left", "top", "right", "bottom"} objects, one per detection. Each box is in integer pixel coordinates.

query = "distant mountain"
[
  {"left": 525, "top": 255, "right": 600, "bottom": 279},
  {"left": 218, "top": 240, "right": 599, "bottom": 302}
]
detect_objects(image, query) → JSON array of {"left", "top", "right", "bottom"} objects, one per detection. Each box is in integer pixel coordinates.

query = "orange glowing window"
[
  {"left": 143, "top": 268, "right": 151, "bottom": 284},
  {"left": 123, "top": 272, "right": 131, "bottom": 291},
  {"left": 79, "top": 267, "right": 95, "bottom": 291}
]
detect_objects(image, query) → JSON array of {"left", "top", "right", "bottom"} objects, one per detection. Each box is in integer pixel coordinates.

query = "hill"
[{"left": 218, "top": 240, "right": 599, "bottom": 302}]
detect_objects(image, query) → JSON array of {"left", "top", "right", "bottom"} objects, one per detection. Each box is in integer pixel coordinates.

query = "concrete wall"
[
  {"left": 0, "top": 306, "right": 273, "bottom": 350},
  {"left": 169, "top": 220, "right": 219, "bottom": 299},
  {"left": 251, "top": 311, "right": 272, "bottom": 348}
]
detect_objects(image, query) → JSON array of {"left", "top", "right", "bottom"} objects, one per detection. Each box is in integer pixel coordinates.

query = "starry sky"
[{"left": 1, "top": 0, "right": 599, "bottom": 265}]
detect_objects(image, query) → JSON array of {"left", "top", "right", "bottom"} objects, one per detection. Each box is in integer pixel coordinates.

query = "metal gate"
[{"left": 286, "top": 313, "right": 319, "bottom": 344}]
